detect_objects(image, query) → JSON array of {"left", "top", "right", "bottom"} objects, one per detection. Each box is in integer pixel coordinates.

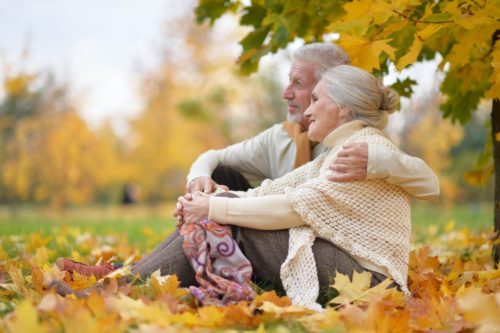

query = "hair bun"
[{"left": 377, "top": 78, "right": 399, "bottom": 114}]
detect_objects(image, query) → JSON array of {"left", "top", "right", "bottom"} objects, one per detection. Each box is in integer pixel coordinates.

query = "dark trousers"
[
  {"left": 132, "top": 226, "right": 387, "bottom": 291},
  {"left": 211, "top": 165, "right": 252, "bottom": 191}
]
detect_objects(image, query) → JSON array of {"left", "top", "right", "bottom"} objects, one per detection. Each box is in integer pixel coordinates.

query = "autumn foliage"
[
  {"left": 0, "top": 18, "right": 284, "bottom": 207},
  {"left": 0, "top": 225, "right": 499, "bottom": 332}
]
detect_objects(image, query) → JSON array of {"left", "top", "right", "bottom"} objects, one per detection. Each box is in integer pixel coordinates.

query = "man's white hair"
[{"left": 293, "top": 43, "right": 351, "bottom": 80}]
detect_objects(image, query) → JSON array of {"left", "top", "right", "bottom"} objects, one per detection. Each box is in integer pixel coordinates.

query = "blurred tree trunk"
[
  {"left": 493, "top": 97, "right": 500, "bottom": 267},
  {"left": 492, "top": 30, "right": 499, "bottom": 267}
]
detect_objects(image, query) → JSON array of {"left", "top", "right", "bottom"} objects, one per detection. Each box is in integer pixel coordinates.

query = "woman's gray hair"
[
  {"left": 293, "top": 43, "right": 351, "bottom": 80},
  {"left": 320, "top": 65, "right": 399, "bottom": 130}
]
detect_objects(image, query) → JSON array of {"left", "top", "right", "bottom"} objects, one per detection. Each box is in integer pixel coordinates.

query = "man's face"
[{"left": 282, "top": 61, "right": 319, "bottom": 130}]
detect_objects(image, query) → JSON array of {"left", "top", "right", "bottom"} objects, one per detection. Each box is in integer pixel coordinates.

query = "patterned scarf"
[
  {"left": 180, "top": 219, "right": 254, "bottom": 305},
  {"left": 282, "top": 121, "right": 317, "bottom": 169}
]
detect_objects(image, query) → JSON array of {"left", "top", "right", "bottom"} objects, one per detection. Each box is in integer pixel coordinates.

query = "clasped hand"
[{"left": 173, "top": 192, "right": 210, "bottom": 228}]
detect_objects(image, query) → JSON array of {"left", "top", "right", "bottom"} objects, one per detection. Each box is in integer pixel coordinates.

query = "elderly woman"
[
  {"left": 55, "top": 65, "right": 434, "bottom": 309},
  {"left": 174, "top": 65, "right": 425, "bottom": 309}
]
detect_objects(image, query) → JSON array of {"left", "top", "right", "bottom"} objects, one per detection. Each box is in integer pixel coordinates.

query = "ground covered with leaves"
[{"left": 0, "top": 224, "right": 499, "bottom": 333}]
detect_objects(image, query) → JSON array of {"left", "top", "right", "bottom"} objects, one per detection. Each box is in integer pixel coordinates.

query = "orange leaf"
[{"left": 253, "top": 290, "right": 291, "bottom": 307}]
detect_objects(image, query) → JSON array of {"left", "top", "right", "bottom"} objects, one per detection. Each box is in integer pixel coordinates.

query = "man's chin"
[{"left": 287, "top": 113, "right": 304, "bottom": 124}]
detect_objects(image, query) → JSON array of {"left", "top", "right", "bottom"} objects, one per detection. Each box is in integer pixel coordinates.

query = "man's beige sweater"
[{"left": 210, "top": 121, "right": 413, "bottom": 309}]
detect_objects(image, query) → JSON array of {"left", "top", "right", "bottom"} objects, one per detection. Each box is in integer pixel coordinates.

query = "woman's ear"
[{"left": 340, "top": 107, "right": 354, "bottom": 123}]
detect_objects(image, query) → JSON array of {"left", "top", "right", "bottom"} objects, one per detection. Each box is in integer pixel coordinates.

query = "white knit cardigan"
[{"left": 238, "top": 122, "right": 411, "bottom": 310}]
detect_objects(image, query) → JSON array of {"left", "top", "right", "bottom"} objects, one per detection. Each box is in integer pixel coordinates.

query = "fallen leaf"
[
  {"left": 5, "top": 300, "right": 48, "bottom": 333},
  {"left": 329, "top": 271, "right": 395, "bottom": 305},
  {"left": 458, "top": 287, "right": 500, "bottom": 333}
]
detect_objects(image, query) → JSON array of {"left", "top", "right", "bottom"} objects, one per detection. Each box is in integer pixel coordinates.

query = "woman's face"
[{"left": 304, "top": 81, "right": 352, "bottom": 142}]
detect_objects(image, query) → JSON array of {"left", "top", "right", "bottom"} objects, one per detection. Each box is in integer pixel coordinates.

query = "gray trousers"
[{"left": 132, "top": 226, "right": 387, "bottom": 290}]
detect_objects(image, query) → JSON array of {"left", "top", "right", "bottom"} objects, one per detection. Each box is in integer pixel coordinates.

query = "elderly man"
[
  {"left": 185, "top": 43, "right": 439, "bottom": 199},
  {"left": 52, "top": 43, "right": 440, "bottom": 303}
]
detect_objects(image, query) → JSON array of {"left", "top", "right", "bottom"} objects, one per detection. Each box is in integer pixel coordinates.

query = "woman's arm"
[
  {"left": 209, "top": 194, "right": 304, "bottom": 230},
  {"left": 179, "top": 193, "right": 304, "bottom": 230}
]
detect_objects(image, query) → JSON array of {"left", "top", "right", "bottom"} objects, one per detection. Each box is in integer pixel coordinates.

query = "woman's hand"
[
  {"left": 173, "top": 199, "right": 185, "bottom": 228},
  {"left": 178, "top": 193, "right": 210, "bottom": 225}
]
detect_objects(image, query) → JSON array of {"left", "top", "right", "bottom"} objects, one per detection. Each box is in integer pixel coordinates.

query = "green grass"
[
  {"left": 411, "top": 201, "right": 493, "bottom": 241},
  {"left": 0, "top": 204, "right": 177, "bottom": 250},
  {"left": 0, "top": 201, "right": 494, "bottom": 246}
]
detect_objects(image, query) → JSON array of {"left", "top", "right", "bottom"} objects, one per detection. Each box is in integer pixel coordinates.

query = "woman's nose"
[{"left": 304, "top": 106, "right": 312, "bottom": 118}]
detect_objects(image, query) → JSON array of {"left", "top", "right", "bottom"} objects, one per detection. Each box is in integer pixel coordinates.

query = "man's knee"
[{"left": 211, "top": 165, "right": 252, "bottom": 191}]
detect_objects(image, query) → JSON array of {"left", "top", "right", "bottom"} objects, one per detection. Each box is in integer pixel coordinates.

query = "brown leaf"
[{"left": 31, "top": 267, "right": 45, "bottom": 293}]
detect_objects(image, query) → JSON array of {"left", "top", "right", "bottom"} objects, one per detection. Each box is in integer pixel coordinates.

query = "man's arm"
[
  {"left": 186, "top": 125, "right": 278, "bottom": 193},
  {"left": 329, "top": 143, "right": 440, "bottom": 200}
]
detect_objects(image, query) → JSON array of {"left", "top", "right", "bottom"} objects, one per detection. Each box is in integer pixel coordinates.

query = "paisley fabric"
[{"left": 180, "top": 219, "right": 254, "bottom": 305}]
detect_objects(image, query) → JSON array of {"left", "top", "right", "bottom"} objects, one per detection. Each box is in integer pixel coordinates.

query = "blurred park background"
[{"left": 0, "top": 0, "right": 494, "bottom": 246}]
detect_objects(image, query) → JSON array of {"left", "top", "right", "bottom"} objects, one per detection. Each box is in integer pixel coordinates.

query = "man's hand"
[
  {"left": 328, "top": 142, "right": 368, "bottom": 182},
  {"left": 186, "top": 176, "right": 219, "bottom": 194}
]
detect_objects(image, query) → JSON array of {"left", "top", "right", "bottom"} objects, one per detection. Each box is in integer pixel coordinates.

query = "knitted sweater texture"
[{"left": 238, "top": 126, "right": 411, "bottom": 309}]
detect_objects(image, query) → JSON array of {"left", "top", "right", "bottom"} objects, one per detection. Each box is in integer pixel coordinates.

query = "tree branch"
[{"left": 392, "top": 10, "right": 454, "bottom": 24}]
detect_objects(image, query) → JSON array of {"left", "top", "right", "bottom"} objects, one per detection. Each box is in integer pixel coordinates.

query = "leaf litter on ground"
[{"left": 0, "top": 225, "right": 499, "bottom": 332}]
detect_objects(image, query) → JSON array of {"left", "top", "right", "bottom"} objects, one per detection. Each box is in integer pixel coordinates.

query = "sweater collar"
[{"left": 322, "top": 120, "right": 368, "bottom": 148}]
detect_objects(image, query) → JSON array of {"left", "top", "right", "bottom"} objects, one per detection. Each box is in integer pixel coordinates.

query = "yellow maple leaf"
[
  {"left": 371, "top": 0, "right": 394, "bottom": 25},
  {"left": 64, "top": 271, "right": 97, "bottom": 291},
  {"left": 397, "top": 37, "right": 423, "bottom": 71},
  {"left": 298, "top": 307, "right": 342, "bottom": 332},
  {"left": 258, "top": 301, "right": 311, "bottom": 318},
  {"left": 107, "top": 294, "right": 146, "bottom": 321},
  {"left": 342, "top": 0, "right": 370, "bottom": 20},
  {"left": 138, "top": 303, "right": 172, "bottom": 327},
  {"left": 170, "top": 311, "right": 200, "bottom": 327},
  {"left": 85, "top": 292, "right": 106, "bottom": 318},
  {"left": 59, "top": 305, "right": 102, "bottom": 333},
  {"left": 33, "top": 247, "right": 52, "bottom": 267},
  {"left": 496, "top": 132, "right": 500, "bottom": 142},
  {"left": 397, "top": 24, "right": 441, "bottom": 71},
  {"left": 197, "top": 306, "right": 226, "bottom": 328},
  {"left": 5, "top": 300, "right": 48, "bottom": 333},
  {"left": 339, "top": 36, "right": 395, "bottom": 71},
  {"left": 342, "top": 0, "right": 393, "bottom": 25},
  {"left": 418, "top": 24, "right": 443, "bottom": 40},
  {"left": 457, "top": 287, "right": 500, "bottom": 332},
  {"left": 329, "top": 271, "right": 395, "bottom": 305},
  {"left": 149, "top": 271, "right": 180, "bottom": 296},
  {"left": 329, "top": 17, "right": 371, "bottom": 36},
  {"left": 30, "top": 267, "right": 45, "bottom": 293}
]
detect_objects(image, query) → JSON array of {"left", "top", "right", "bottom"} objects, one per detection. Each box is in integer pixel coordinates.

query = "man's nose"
[{"left": 282, "top": 85, "right": 293, "bottom": 100}]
